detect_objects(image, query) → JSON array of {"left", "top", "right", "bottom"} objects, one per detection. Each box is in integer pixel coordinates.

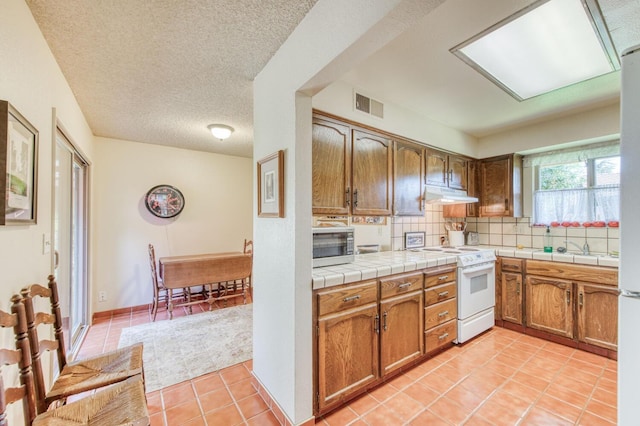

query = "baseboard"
[{"left": 251, "top": 373, "right": 315, "bottom": 426}]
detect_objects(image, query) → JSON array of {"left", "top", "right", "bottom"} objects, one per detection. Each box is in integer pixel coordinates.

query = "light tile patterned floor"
[{"left": 80, "top": 300, "right": 617, "bottom": 426}]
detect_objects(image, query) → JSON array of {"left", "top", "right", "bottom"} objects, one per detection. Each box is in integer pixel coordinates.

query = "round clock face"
[{"left": 145, "top": 185, "right": 185, "bottom": 218}]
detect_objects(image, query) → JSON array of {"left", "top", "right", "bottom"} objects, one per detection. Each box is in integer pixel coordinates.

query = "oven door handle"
[{"left": 460, "top": 263, "right": 495, "bottom": 275}]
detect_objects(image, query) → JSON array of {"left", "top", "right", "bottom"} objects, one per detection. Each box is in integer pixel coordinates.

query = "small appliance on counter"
[
  {"left": 312, "top": 226, "right": 355, "bottom": 267},
  {"left": 466, "top": 231, "right": 479, "bottom": 246}
]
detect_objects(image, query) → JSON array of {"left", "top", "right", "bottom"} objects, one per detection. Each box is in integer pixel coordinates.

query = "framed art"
[
  {"left": 404, "top": 231, "right": 425, "bottom": 249},
  {"left": 257, "top": 150, "right": 284, "bottom": 218},
  {"left": 0, "top": 101, "right": 38, "bottom": 225}
]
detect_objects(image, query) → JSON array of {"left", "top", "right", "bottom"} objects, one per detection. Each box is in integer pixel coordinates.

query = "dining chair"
[
  {"left": 0, "top": 294, "right": 149, "bottom": 426},
  {"left": 243, "top": 239, "right": 254, "bottom": 299},
  {"left": 20, "top": 276, "right": 144, "bottom": 414}
]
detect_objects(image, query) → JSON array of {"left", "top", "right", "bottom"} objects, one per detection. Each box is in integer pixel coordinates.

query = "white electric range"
[{"left": 413, "top": 246, "right": 496, "bottom": 343}]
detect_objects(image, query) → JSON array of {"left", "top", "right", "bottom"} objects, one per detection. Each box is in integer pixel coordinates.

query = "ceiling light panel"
[{"left": 451, "top": 0, "right": 618, "bottom": 101}]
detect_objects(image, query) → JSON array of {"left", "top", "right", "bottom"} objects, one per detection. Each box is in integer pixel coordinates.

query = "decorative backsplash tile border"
[{"left": 392, "top": 207, "right": 619, "bottom": 255}]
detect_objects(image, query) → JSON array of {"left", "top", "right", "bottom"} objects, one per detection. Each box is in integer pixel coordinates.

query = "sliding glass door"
[{"left": 54, "top": 128, "right": 89, "bottom": 354}]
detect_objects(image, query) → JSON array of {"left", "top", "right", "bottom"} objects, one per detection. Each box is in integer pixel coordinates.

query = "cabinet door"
[
  {"left": 479, "top": 156, "right": 512, "bottom": 217},
  {"left": 466, "top": 160, "right": 479, "bottom": 217},
  {"left": 317, "top": 303, "right": 379, "bottom": 411},
  {"left": 525, "top": 276, "right": 573, "bottom": 338},
  {"left": 312, "top": 117, "right": 351, "bottom": 215},
  {"left": 425, "top": 149, "right": 448, "bottom": 187},
  {"left": 448, "top": 155, "right": 468, "bottom": 190},
  {"left": 501, "top": 272, "right": 523, "bottom": 325},
  {"left": 577, "top": 283, "right": 618, "bottom": 351},
  {"left": 394, "top": 140, "right": 424, "bottom": 216},
  {"left": 380, "top": 291, "right": 424, "bottom": 376},
  {"left": 352, "top": 130, "right": 393, "bottom": 216}
]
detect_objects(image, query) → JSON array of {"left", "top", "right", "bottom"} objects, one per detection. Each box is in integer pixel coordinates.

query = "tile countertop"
[{"left": 311, "top": 246, "right": 619, "bottom": 290}]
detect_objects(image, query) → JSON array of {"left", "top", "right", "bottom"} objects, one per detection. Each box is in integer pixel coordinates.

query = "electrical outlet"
[{"left": 98, "top": 291, "right": 106, "bottom": 302}]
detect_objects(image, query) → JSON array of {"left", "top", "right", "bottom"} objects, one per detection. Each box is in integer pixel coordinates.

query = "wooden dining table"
[{"left": 158, "top": 251, "right": 252, "bottom": 319}]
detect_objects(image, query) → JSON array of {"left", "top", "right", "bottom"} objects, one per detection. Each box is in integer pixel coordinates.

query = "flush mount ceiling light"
[
  {"left": 207, "top": 124, "right": 234, "bottom": 140},
  {"left": 450, "top": 0, "right": 619, "bottom": 101}
]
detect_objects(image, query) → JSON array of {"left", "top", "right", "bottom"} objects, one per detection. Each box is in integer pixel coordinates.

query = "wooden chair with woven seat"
[
  {"left": 20, "top": 276, "right": 144, "bottom": 415},
  {"left": 0, "top": 294, "right": 150, "bottom": 426},
  {"left": 243, "top": 239, "right": 254, "bottom": 299},
  {"left": 148, "top": 243, "right": 193, "bottom": 321}
]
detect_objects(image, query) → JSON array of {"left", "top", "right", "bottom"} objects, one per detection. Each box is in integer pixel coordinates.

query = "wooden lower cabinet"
[
  {"left": 577, "top": 282, "right": 618, "bottom": 351},
  {"left": 502, "top": 272, "right": 523, "bottom": 325},
  {"left": 380, "top": 291, "right": 424, "bottom": 375},
  {"left": 424, "top": 265, "right": 457, "bottom": 353},
  {"left": 525, "top": 275, "right": 573, "bottom": 338},
  {"left": 317, "top": 303, "right": 379, "bottom": 411}
]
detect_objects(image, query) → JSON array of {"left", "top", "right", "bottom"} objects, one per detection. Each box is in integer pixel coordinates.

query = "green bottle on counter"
[{"left": 544, "top": 226, "right": 553, "bottom": 253}]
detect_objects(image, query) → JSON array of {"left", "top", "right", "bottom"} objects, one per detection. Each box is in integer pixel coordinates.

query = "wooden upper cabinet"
[
  {"left": 479, "top": 154, "right": 522, "bottom": 217},
  {"left": 425, "top": 149, "right": 468, "bottom": 191},
  {"left": 448, "top": 155, "right": 468, "bottom": 190},
  {"left": 425, "top": 149, "right": 448, "bottom": 187},
  {"left": 465, "top": 160, "right": 479, "bottom": 217},
  {"left": 576, "top": 282, "right": 618, "bottom": 351},
  {"left": 526, "top": 275, "right": 574, "bottom": 338},
  {"left": 351, "top": 129, "right": 393, "bottom": 216},
  {"left": 312, "top": 116, "right": 351, "bottom": 215},
  {"left": 394, "top": 140, "right": 424, "bottom": 216}
]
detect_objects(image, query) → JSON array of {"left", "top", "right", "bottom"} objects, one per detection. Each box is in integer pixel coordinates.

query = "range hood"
[{"left": 424, "top": 185, "right": 479, "bottom": 205}]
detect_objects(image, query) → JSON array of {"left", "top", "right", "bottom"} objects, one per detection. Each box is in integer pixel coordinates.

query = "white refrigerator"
[{"left": 619, "top": 44, "right": 640, "bottom": 425}]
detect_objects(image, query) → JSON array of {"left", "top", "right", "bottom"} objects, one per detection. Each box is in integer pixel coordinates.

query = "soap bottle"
[{"left": 544, "top": 226, "right": 553, "bottom": 253}]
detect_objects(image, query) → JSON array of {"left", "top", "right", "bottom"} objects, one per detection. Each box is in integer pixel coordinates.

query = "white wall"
[
  {"left": 313, "top": 79, "right": 479, "bottom": 157},
  {"left": 477, "top": 102, "right": 620, "bottom": 157},
  {"left": 92, "top": 137, "right": 252, "bottom": 312},
  {"left": 0, "top": 1, "right": 95, "bottom": 424}
]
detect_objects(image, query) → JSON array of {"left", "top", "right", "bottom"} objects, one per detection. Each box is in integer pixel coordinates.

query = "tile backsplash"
[{"left": 392, "top": 206, "right": 619, "bottom": 255}]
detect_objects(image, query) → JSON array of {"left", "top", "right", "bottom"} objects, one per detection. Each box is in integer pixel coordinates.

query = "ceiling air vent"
[{"left": 355, "top": 92, "right": 384, "bottom": 119}]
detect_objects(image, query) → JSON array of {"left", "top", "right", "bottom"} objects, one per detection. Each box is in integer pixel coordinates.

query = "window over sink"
[{"left": 525, "top": 142, "right": 620, "bottom": 226}]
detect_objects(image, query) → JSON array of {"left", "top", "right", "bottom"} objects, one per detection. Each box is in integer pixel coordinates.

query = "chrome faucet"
[{"left": 564, "top": 240, "right": 590, "bottom": 255}]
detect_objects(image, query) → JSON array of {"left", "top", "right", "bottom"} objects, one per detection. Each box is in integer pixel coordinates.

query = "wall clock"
[{"left": 145, "top": 185, "right": 185, "bottom": 218}]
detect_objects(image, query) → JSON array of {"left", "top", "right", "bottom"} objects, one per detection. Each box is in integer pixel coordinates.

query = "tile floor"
[{"left": 80, "top": 299, "right": 617, "bottom": 426}]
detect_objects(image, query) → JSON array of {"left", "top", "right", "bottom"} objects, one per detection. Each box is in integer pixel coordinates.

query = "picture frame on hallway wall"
[
  {"left": 257, "top": 150, "right": 284, "bottom": 218},
  {"left": 0, "top": 100, "right": 38, "bottom": 225}
]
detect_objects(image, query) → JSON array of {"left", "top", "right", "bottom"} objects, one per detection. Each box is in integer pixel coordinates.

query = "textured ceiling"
[
  {"left": 26, "top": 0, "right": 318, "bottom": 158},
  {"left": 26, "top": 0, "right": 640, "bottom": 158}
]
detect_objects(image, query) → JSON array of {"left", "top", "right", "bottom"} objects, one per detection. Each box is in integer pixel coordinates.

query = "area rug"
[{"left": 118, "top": 304, "right": 252, "bottom": 392}]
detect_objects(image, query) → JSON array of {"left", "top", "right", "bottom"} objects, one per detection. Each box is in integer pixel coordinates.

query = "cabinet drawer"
[
  {"left": 317, "top": 280, "right": 378, "bottom": 316},
  {"left": 425, "top": 268, "right": 457, "bottom": 288},
  {"left": 380, "top": 272, "right": 423, "bottom": 299},
  {"left": 425, "top": 319, "right": 457, "bottom": 353},
  {"left": 425, "top": 299, "right": 457, "bottom": 330},
  {"left": 501, "top": 257, "right": 523, "bottom": 273},
  {"left": 424, "top": 282, "right": 457, "bottom": 305}
]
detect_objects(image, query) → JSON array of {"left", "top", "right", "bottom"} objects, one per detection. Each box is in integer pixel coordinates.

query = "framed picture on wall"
[
  {"left": 0, "top": 100, "right": 38, "bottom": 225},
  {"left": 257, "top": 150, "right": 284, "bottom": 218},
  {"left": 404, "top": 231, "right": 425, "bottom": 249}
]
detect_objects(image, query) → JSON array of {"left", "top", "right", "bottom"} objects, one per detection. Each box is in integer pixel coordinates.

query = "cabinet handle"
[
  {"left": 345, "top": 188, "right": 350, "bottom": 206},
  {"left": 438, "top": 332, "right": 449, "bottom": 341},
  {"left": 448, "top": 169, "right": 453, "bottom": 182},
  {"left": 353, "top": 189, "right": 359, "bottom": 207},
  {"left": 343, "top": 295, "right": 361, "bottom": 303},
  {"left": 566, "top": 290, "right": 571, "bottom": 305},
  {"left": 516, "top": 282, "right": 520, "bottom": 295},
  {"left": 579, "top": 292, "right": 584, "bottom": 307},
  {"left": 437, "top": 291, "right": 449, "bottom": 298},
  {"left": 438, "top": 310, "right": 449, "bottom": 318},
  {"left": 505, "top": 198, "right": 509, "bottom": 210},
  {"left": 374, "top": 314, "right": 379, "bottom": 334},
  {"left": 438, "top": 275, "right": 449, "bottom": 281},
  {"left": 383, "top": 311, "right": 388, "bottom": 331},
  {"left": 398, "top": 282, "right": 412, "bottom": 290}
]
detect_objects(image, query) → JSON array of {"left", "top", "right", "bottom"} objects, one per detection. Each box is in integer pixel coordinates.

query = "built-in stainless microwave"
[{"left": 312, "top": 226, "right": 355, "bottom": 267}]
